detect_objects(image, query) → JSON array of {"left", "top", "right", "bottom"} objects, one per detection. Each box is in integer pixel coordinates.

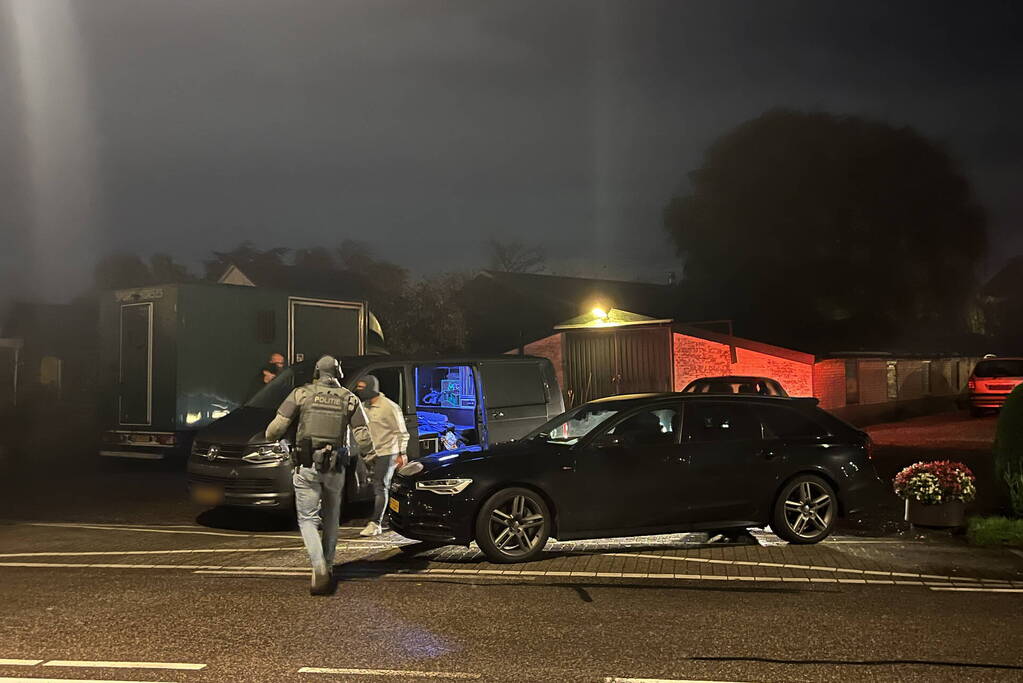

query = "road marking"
[
  {"left": 1, "top": 560, "right": 1014, "bottom": 589},
  {"left": 196, "top": 569, "right": 537, "bottom": 582},
  {"left": 299, "top": 667, "right": 479, "bottom": 679},
  {"left": 604, "top": 552, "right": 989, "bottom": 584},
  {"left": 27, "top": 522, "right": 276, "bottom": 539},
  {"left": 1010, "top": 549, "right": 1023, "bottom": 560},
  {"left": 43, "top": 660, "right": 206, "bottom": 670},
  {"left": 605, "top": 678, "right": 751, "bottom": 682},
  {"left": 930, "top": 587, "right": 1023, "bottom": 593},
  {"left": 23, "top": 523, "right": 401, "bottom": 546},
  {"left": 0, "top": 661, "right": 42, "bottom": 666},
  {"left": 196, "top": 570, "right": 310, "bottom": 577},
  {"left": 0, "top": 547, "right": 305, "bottom": 558},
  {"left": 0, "top": 678, "right": 174, "bottom": 683}
]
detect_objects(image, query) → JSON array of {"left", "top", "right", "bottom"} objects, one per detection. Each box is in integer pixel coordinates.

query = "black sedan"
[{"left": 388, "top": 393, "right": 879, "bottom": 563}]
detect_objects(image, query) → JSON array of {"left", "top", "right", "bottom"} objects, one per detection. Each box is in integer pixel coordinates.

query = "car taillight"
[{"left": 968, "top": 377, "right": 976, "bottom": 391}]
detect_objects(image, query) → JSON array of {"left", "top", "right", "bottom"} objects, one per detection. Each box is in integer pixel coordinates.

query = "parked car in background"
[
  {"left": 388, "top": 392, "right": 878, "bottom": 563},
  {"left": 187, "top": 354, "right": 564, "bottom": 510},
  {"left": 682, "top": 375, "right": 788, "bottom": 397},
  {"left": 968, "top": 357, "right": 1023, "bottom": 416}
]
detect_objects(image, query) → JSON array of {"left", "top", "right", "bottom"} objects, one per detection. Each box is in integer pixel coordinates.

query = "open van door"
[{"left": 478, "top": 360, "right": 550, "bottom": 445}]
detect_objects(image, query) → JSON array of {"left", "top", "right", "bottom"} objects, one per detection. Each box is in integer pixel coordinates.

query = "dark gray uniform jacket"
[{"left": 265, "top": 377, "right": 375, "bottom": 458}]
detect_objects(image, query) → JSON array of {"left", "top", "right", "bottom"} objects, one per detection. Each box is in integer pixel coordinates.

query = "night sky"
[{"left": 2, "top": 0, "right": 1021, "bottom": 305}]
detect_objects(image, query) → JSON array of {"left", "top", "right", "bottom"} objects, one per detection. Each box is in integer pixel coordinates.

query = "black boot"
[{"left": 310, "top": 569, "right": 332, "bottom": 596}]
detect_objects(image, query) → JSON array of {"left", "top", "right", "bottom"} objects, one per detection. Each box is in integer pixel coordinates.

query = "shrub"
[
  {"left": 893, "top": 461, "right": 976, "bottom": 505},
  {"left": 967, "top": 516, "right": 1023, "bottom": 547},
  {"left": 994, "top": 384, "right": 1023, "bottom": 516}
]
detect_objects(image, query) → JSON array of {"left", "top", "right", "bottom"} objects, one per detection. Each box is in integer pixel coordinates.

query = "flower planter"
[{"left": 905, "top": 499, "right": 966, "bottom": 528}]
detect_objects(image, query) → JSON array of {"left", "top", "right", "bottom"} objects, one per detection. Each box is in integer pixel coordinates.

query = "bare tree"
[{"left": 487, "top": 238, "right": 546, "bottom": 274}]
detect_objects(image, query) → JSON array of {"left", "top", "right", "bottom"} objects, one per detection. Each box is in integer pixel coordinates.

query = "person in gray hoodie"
[{"left": 354, "top": 374, "right": 410, "bottom": 536}]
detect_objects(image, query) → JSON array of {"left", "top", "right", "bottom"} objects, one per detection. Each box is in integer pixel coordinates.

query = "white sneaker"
[{"left": 360, "top": 522, "right": 382, "bottom": 537}]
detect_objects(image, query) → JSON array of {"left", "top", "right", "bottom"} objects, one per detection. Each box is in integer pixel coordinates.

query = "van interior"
[{"left": 414, "top": 364, "right": 482, "bottom": 456}]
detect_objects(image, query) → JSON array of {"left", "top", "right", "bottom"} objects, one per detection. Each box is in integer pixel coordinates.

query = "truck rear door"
[
  {"left": 289, "top": 298, "right": 364, "bottom": 363},
  {"left": 119, "top": 302, "right": 153, "bottom": 426}
]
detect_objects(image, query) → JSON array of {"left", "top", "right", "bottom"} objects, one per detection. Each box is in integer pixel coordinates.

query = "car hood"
[
  {"left": 194, "top": 406, "right": 277, "bottom": 446},
  {"left": 416, "top": 438, "right": 552, "bottom": 473}
]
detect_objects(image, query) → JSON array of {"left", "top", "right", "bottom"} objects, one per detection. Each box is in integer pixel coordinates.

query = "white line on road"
[
  {"left": 1, "top": 560, "right": 1014, "bottom": 589},
  {"left": 0, "top": 661, "right": 42, "bottom": 667},
  {"left": 605, "top": 678, "right": 751, "bottom": 683},
  {"left": 23, "top": 523, "right": 400, "bottom": 545},
  {"left": 0, "top": 678, "right": 174, "bottom": 683},
  {"left": 27, "top": 522, "right": 274, "bottom": 539},
  {"left": 299, "top": 667, "right": 479, "bottom": 679},
  {"left": 43, "top": 660, "right": 206, "bottom": 670},
  {"left": 929, "top": 587, "right": 1023, "bottom": 593},
  {"left": 0, "top": 547, "right": 304, "bottom": 558},
  {"left": 604, "top": 551, "right": 990, "bottom": 584},
  {"left": 195, "top": 570, "right": 310, "bottom": 577}
]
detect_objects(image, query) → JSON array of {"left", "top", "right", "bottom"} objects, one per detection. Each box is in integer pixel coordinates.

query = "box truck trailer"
[{"left": 99, "top": 282, "right": 370, "bottom": 459}]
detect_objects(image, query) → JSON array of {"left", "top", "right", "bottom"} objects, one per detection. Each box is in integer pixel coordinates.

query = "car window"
[
  {"left": 482, "top": 362, "right": 547, "bottom": 408},
  {"left": 607, "top": 407, "right": 680, "bottom": 446},
  {"left": 536, "top": 406, "right": 621, "bottom": 445},
  {"left": 973, "top": 360, "right": 1023, "bottom": 378},
  {"left": 682, "top": 402, "right": 761, "bottom": 442},
  {"left": 754, "top": 404, "right": 829, "bottom": 440}
]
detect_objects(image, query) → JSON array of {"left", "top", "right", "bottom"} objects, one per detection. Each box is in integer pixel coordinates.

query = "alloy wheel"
[
  {"left": 782, "top": 480, "right": 834, "bottom": 539},
  {"left": 487, "top": 494, "right": 546, "bottom": 557}
]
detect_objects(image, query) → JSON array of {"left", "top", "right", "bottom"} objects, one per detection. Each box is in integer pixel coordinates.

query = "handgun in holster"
[{"left": 301, "top": 438, "right": 347, "bottom": 472}]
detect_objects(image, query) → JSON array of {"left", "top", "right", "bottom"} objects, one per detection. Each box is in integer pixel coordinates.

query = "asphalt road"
[
  {"left": 1, "top": 409, "right": 1019, "bottom": 683},
  {"left": 2, "top": 557, "right": 1022, "bottom": 683}
]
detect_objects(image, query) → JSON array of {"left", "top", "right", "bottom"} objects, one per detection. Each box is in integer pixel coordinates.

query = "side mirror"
[{"left": 591, "top": 434, "right": 623, "bottom": 449}]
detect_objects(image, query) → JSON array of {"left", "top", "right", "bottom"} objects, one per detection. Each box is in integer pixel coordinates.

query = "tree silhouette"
[
  {"left": 664, "top": 109, "right": 987, "bottom": 346},
  {"left": 293, "top": 247, "right": 336, "bottom": 270},
  {"left": 487, "top": 239, "right": 546, "bottom": 274},
  {"left": 204, "top": 241, "right": 290, "bottom": 280},
  {"left": 94, "top": 252, "right": 194, "bottom": 290}
]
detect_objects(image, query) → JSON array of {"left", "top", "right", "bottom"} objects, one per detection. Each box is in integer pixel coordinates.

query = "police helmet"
[{"left": 314, "top": 355, "right": 343, "bottom": 380}]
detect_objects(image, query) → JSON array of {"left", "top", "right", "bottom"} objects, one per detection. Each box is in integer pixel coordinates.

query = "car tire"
[
  {"left": 969, "top": 407, "right": 985, "bottom": 418},
  {"left": 771, "top": 474, "right": 837, "bottom": 545},
  {"left": 475, "top": 487, "right": 551, "bottom": 564}
]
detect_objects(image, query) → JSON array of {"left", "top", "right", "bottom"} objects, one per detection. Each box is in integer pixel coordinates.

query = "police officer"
[{"left": 265, "top": 355, "right": 375, "bottom": 595}]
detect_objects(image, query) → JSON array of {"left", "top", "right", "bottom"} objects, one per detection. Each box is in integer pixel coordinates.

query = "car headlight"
[
  {"left": 242, "top": 441, "right": 289, "bottom": 464},
  {"left": 415, "top": 478, "right": 473, "bottom": 495},
  {"left": 398, "top": 461, "right": 424, "bottom": 477}
]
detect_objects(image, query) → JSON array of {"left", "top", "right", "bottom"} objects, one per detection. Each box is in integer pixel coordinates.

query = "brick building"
[{"left": 516, "top": 309, "right": 980, "bottom": 425}]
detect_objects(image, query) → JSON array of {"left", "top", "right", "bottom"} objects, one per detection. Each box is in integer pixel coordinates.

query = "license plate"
[
  {"left": 193, "top": 484, "right": 224, "bottom": 506},
  {"left": 388, "top": 497, "right": 400, "bottom": 513}
]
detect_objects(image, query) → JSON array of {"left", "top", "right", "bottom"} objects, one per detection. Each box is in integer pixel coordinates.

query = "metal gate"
[{"left": 564, "top": 326, "right": 672, "bottom": 405}]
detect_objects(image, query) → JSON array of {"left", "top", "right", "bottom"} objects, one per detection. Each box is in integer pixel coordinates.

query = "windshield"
[
  {"left": 527, "top": 404, "right": 623, "bottom": 446},
  {"left": 245, "top": 367, "right": 298, "bottom": 409},
  {"left": 974, "top": 360, "right": 1023, "bottom": 378}
]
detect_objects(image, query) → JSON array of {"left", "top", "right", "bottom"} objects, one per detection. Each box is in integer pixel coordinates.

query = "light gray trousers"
[{"left": 293, "top": 465, "right": 345, "bottom": 574}]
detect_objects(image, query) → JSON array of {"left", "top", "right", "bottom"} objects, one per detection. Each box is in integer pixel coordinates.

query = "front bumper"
[
  {"left": 186, "top": 457, "right": 293, "bottom": 508},
  {"left": 386, "top": 475, "right": 475, "bottom": 544}
]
